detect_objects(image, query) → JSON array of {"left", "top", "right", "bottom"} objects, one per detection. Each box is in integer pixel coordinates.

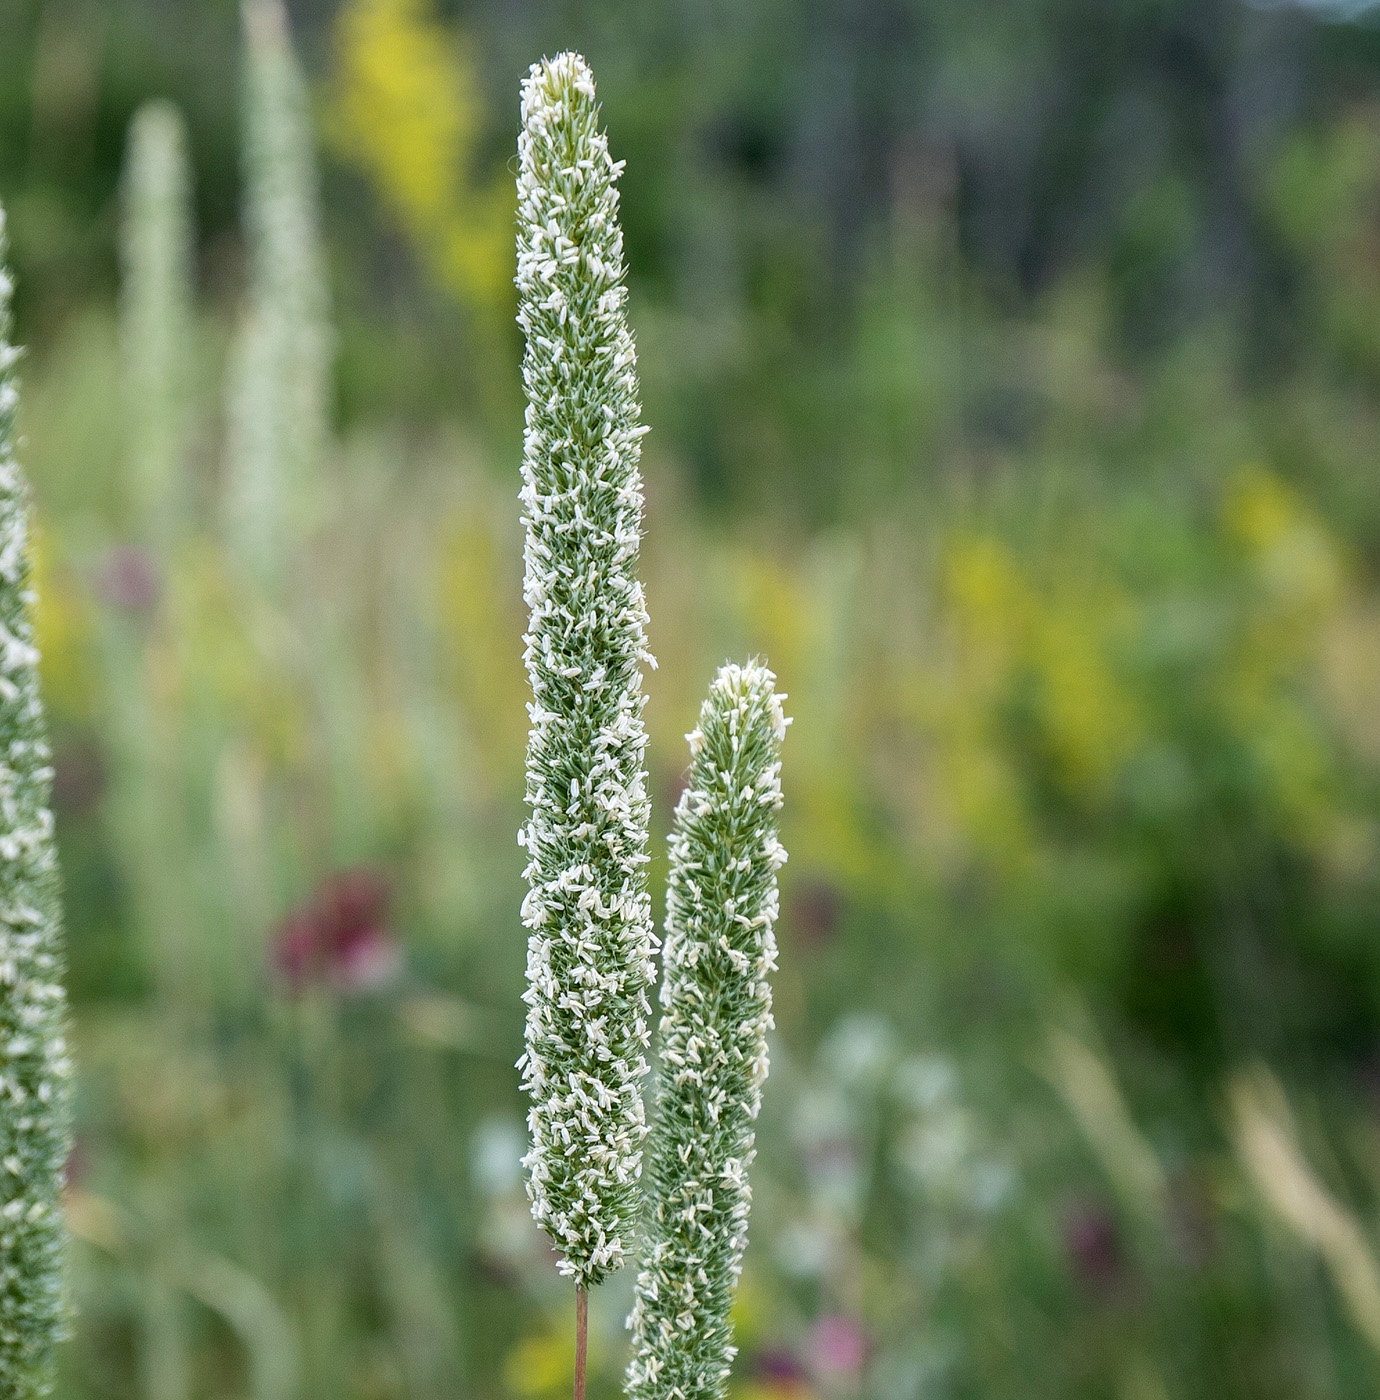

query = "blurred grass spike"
[
  {"left": 627, "top": 661, "right": 790, "bottom": 1400},
  {"left": 226, "top": 0, "right": 332, "bottom": 593},
  {"left": 1229, "top": 1065, "right": 1380, "bottom": 1354},
  {"left": 1043, "top": 1021, "right": 1168, "bottom": 1222},
  {"left": 112, "top": 100, "right": 198, "bottom": 1008},
  {"left": 119, "top": 100, "right": 193, "bottom": 554},
  {"left": 514, "top": 50, "right": 658, "bottom": 1300},
  {"left": 0, "top": 201, "right": 75, "bottom": 1400}
]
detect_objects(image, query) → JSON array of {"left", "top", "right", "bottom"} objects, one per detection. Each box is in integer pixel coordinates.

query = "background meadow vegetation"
[{"left": 10, "top": 0, "right": 1380, "bottom": 1395}]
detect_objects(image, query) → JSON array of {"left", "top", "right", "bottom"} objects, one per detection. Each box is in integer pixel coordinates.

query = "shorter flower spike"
[
  {"left": 0, "top": 203, "right": 75, "bottom": 1400},
  {"left": 627, "top": 661, "right": 790, "bottom": 1400}
]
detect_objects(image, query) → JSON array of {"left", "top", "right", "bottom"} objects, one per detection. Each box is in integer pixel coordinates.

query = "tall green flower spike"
[
  {"left": 0, "top": 204, "right": 74, "bottom": 1400},
  {"left": 627, "top": 662, "right": 789, "bottom": 1400},
  {"left": 226, "top": 0, "right": 332, "bottom": 591},
  {"left": 514, "top": 52, "right": 657, "bottom": 1292}
]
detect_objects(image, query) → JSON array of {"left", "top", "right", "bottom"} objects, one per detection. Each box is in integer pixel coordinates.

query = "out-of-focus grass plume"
[
  {"left": 118, "top": 101, "right": 192, "bottom": 556},
  {"left": 1231, "top": 1068, "right": 1380, "bottom": 1354},
  {"left": 225, "top": 0, "right": 331, "bottom": 594}
]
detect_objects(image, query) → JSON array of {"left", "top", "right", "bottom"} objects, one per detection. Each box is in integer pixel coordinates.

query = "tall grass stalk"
[
  {"left": 513, "top": 51, "right": 656, "bottom": 1388},
  {"left": 0, "top": 202, "right": 74, "bottom": 1400}
]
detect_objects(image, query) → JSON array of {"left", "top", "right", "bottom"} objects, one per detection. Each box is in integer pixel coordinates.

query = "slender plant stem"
[{"left": 574, "top": 1287, "right": 588, "bottom": 1400}]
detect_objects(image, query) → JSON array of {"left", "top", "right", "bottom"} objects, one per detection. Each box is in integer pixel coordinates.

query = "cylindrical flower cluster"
[
  {"left": 627, "top": 661, "right": 789, "bottom": 1400},
  {"left": 514, "top": 52, "right": 657, "bottom": 1289},
  {"left": 119, "top": 99, "right": 193, "bottom": 554},
  {"left": 226, "top": 0, "right": 331, "bottom": 590},
  {"left": 0, "top": 205, "right": 74, "bottom": 1400}
]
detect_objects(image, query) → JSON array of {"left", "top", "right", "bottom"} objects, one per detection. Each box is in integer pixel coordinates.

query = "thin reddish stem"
[{"left": 574, "top": 1286, "right": 588, "bottom": 1400}]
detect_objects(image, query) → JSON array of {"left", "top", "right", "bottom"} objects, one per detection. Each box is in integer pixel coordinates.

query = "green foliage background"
[{"left": 8, "top": 0, "right": 1380, "bottom": 1396}]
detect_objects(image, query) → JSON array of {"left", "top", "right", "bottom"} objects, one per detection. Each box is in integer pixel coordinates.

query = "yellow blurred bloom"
[
  {"left": 503, "top": 1331, "right": 574, "bottom": 1399},
  {"left": 1223, "top": 466, "right": 1341, "bottom": 614},
  {"left": 1216, "top": 467, "right": 1348, "bottom": 848},
  {"left": 727, "top": 548, "right": 813, "bottom": 684},
  {"left": 944, "top": 534, "right": 1025, "bottom": 662},
  {"left": 328, "top": 0, "right": 513, "bottom": 314},
  {"left": 1321, "top": 600, "right": 1380, "bottom": 761},
  {"left": 31, "top": 516, "right": 98, "bottom": 725},
  {"left": 1223, "top": 466, "right": 1298, "bottom": 554},
  {"left": 940, "top": 533, "right": 1139, "bottom": 819},
  {"left": 1030, "top": 590, "right": 1140, "bottom": 797},
  {"left": 730, "top": 1267, "right": 768, "bottom": 1346},
  {"left": 732, "top": 1380, "right": 816, "bottom": 1400}
]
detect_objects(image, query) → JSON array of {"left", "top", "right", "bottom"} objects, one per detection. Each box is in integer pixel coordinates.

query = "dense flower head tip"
[
  {"left": 627, "top": 659, "right": 789, "bottom": 1400},
  {"left": 0, "top": 203, "right": 74, "bottom": 1400},
  {"left": 514, "top": 51, "right": 656, "bottom": 1290}
]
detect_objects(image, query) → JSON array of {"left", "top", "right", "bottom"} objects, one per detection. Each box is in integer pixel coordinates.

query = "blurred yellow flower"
[
  {"left": 945, "top": 534, "right": 1027, "bottom": 653},
  {"left": 1223, "top": 466, "right": 1342, "bottom": 618},
  {"left": 940, "top": 533, "right": 1139, "bottom": 828},
  {"left": 1030, "top": 588, "right": 1140, "bottom": 798},
  {"left": 732, "top": 1380, "right": 816, "bottom": 1400},
  {"left": 31, "top": 516, "right": 98, "bottom": 725},
  {"left": 328, "top": 0, "right": 513, "bottom": 315},
  {"left": 1216, "top": 467, "right": 1347, "bottom": 849},
  {"left": 503, "top": 1330, "right": 574, "bottom": 1399},
  {"left": 1223, "top": 467, "right": 1298, "bottom": 554}
]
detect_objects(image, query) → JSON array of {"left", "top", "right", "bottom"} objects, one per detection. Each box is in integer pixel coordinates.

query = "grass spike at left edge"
[{"left": 0, "top": 201, "right": 75, "bottom": 1400}]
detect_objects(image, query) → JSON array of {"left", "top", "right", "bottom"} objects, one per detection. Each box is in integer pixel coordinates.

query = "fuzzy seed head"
[
  {"left": 514, "top": 52, "right": 657, "bottom": 1289},
  {"left": 627, "top": 661, "right": 789, "bottom": 1400}
]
